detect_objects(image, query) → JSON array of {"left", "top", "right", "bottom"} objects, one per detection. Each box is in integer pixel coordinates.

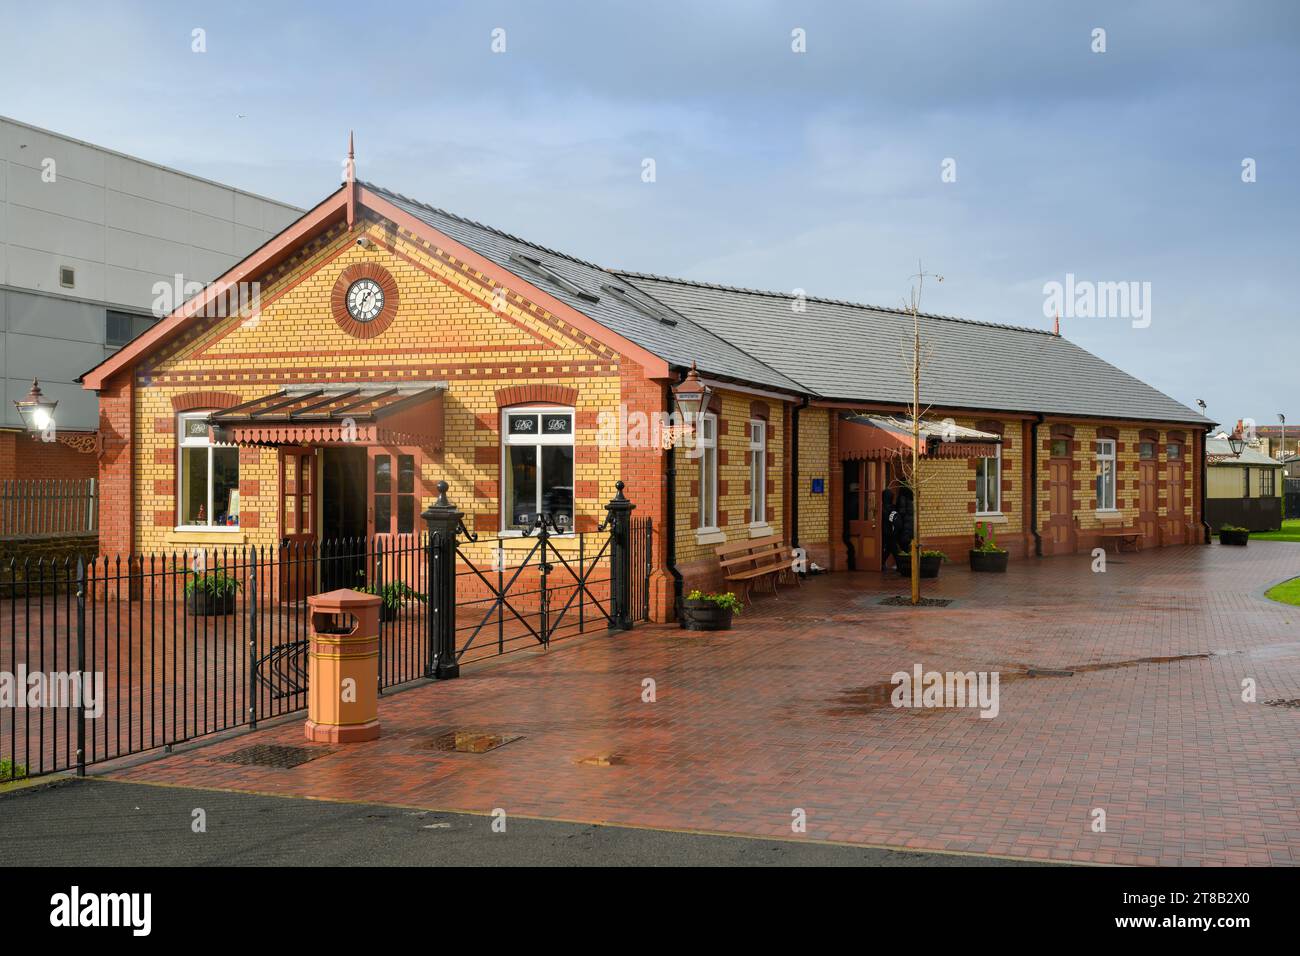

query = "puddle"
[
  {"left": 422, "top": 730, "right": 522, "bottom": 754},
  {"left": 826, "top": 651, "right": 1227, "bottom": 716}
]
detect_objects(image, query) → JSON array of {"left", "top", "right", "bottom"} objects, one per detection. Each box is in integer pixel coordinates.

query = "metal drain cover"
[
  {"left": 878, "top": 596, "right": 952, "bottom": 607},
  {"left": 218, "top": 744, "right": 333, "bottom": 768},
  {"left": 425, "top": 731, "right": 523, "bottom": 754},
  {"left": 577, "top": 754, "right": 626, "bottom": 767}
]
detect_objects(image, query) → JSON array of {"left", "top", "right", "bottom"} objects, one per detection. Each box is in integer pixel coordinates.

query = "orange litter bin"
[{"left": 304, "top": 589, "right": 381, "bottom": 743}]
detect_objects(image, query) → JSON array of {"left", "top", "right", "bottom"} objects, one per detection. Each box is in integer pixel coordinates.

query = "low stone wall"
[{"left": 0, "top": 533, "right": 99, "bottom": 595}]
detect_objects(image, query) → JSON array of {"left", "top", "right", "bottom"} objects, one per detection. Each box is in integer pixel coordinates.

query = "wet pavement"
[{"left": 93, "top": 542, "right": 1300, "bottom": 865}]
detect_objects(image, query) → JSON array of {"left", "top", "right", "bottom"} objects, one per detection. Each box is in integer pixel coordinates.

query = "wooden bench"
[
  {"left": 1097, "top": 519, "right": 1142, "bottom": 553},
  {"left": 714, "top": 535, "right": 799, "bottom": 600}
]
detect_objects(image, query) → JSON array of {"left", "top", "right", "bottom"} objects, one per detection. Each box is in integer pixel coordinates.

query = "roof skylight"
[
  {"left": 600, "top": 284, "right": 678, "bottom": 326},
  {"left": 508, "top": 253, "right": 600, "bottom": 303}
]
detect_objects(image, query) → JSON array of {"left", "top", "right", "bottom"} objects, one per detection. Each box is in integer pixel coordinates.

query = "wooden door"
[
  {"left": 847, "top": 460, "right": 882, "bottom": 571},
  {"left": 1137, "top": 448, "right": 1159, "bottom": 545},
  {"left": 1045, "top": 457, "right": 1076, "bottom": 553},
  {"left": 278, "top": 447, "right": 316, "bottom": 602},
  {"left": 1166, "top": 443, "right": 1186, "bottom": 544}
]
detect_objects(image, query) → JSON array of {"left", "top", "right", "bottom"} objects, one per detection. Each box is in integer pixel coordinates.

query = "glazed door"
[
  {"left": 278, "top": 447, "right": 317, "bottom": 602},
  {"left": 1166, "top": 447, "right": 1186, "bottom": 544},
  {"left": 368, "top": 449, "right": 422, "bottom": 590},
  {"left": 847, "top": 460, "right": 882, "bottom": 571},
  {"left": 1137, "top": 453, "right": 1159, "bottom": 544}
]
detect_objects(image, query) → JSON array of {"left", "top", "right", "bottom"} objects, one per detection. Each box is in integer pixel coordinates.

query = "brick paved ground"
[{"left": 105, "top": 542, "right": 1300, "bottom": 865}]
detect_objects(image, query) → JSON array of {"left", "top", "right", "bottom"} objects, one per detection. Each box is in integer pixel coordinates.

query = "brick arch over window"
[
  {"left": 171, "top": 391, "right": 242, "bottom": 412},
  {"left": 1167, "top": 430, "right": 1187, "bottom": 444},
  {"left": 1139, "top": 428, "right": 1160, "bottom": 443},
  {"left": 974, "top": 419, "right": 1005, "bottom": 436},
  {"left": 1050, "top": 423, "right": 1075, "bottom": 439},
  {"left": 1096, "top": 426, "right": 1120, "bottom": 441},
  {"left": 495, "top": 385, "right": 578, "bottom": 408},
  {"left": 749, "top": 400, "right": 770, "bottom": 421}
]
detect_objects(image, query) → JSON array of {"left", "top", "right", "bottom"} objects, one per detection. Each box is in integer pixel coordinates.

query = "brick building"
[{"left": 80, "top": 162, "right": 1213, "bottom": 621}]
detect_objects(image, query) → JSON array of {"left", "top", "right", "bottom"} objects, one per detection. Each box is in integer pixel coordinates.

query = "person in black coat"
[
  {"left": 894, "top": 485, "right": 915, "bottom": 556},
  {"left": 881, "top": 487, "right": 897, "bottom": 569}
]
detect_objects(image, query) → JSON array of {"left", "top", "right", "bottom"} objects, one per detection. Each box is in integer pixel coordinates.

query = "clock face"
[{"left": 346, "top": 278, "right": 385, "bottom": 322}]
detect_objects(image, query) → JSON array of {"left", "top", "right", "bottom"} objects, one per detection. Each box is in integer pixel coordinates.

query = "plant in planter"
[
  {"left": 896, "top": 549, "right": 947, "bottom": 579},
  {"left": 681, "top": 589, "right": 743, "bottom": 631},
  {"left": 1217, "top": 524, "right": 1250, "bottom": 547},
  {"left": 357, "top": 581, "right": 427, "bottom": 621},
  {"left": 969, "top": 522, "right": 1009, "bottom": 573},
  {"left": 185, "top": 570, "right": 241, "bottom": 616}
]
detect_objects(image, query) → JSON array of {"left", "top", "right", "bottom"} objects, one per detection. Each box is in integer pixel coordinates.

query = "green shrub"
[
  {"left": 919, "top": 549, "right": 948, "bottom": 560},
  {"left": 686, "top": 589, "right": 743, "bottom": 615},
  {"left": 184, "top": 570, "right": 242, "bottom": 599},
  {"left": 0, "top": 758, "right": 28, "bottom": 781},
  {"left": 1219, "top": 524, "right": 1249, "bottom": 534},
  {"left": 357, "top": 581, "right": 426, "bottom": 611}
]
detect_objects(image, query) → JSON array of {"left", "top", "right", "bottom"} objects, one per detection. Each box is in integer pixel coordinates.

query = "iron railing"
[{"left": 0, "top": 484, "right": 648, "bottom": 781}]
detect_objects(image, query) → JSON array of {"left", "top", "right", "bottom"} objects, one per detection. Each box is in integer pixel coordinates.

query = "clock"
[
  {"left": 330, "top": 263, "right": 399, "bottom": 338},
  {"left": 346, "top": 277, "right": 385, "bottom": 322}
]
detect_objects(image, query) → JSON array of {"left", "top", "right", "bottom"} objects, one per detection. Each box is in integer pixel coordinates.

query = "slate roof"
[
  {"left": 621, "top": 273, "right": 1212, "bottom": 425},
  {"left": 364, "top": 182, "right": 1209, "bottom": 426},
  {"left": 364, "top": 184, "right": 803, "bottom": 394}
]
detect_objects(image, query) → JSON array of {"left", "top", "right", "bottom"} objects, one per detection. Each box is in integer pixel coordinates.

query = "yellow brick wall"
[
  {"left": 132, "top": 214, "right": 624, "bottom": 560},
  {"left": 916, "top": 416, "right": 1021, "bottom": 540},
  {"left": 797, "top": 406, "right": 830, "bottom": 545},
  {"left": 674, "top": 389, "right": 785, "bottom": 565}
]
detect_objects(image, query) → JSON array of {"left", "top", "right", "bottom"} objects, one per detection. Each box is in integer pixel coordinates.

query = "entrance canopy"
[
  {"left": 209, "top": 383, "right": 446, "bottom": 448},
  {"left": 839, "top": 414, "right": 1001, "bottom": 461}
]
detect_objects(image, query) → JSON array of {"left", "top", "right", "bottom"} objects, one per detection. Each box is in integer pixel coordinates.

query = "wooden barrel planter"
[
  {"left": 969, "top": 549, "right": 1009, "bottom": 573},
  {"left": 896, "top": 553, "right": 944, "bottom": 579},
  {"left": 185, "top": 590, "right": 236, "bottom": 616},
  {"left": 681, "top": 598, "right": 734, "bottom": 631}
]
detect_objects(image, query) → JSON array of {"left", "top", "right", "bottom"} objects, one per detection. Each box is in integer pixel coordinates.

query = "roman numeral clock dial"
[{"left": 346, "top": 277, "right": 385, "bottom": 322}]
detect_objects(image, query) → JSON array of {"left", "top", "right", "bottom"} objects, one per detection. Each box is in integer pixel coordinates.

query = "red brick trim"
[
  {"left": 974, "top": 418, "right": 1005, "bottom": 435},
  {"left": 330, "top": 262, "right": 399, "bottom": 339},
  {"left": 474, "top": 445, "right": 498, "bottom": 465},
  {"left": 1096, "top": 425, "right": 1120, "bottom": 441},
  {"left": 495, "top": 384, "right": 578, "bottom": 408},
  {"left": 1139, "top": 428, "right": 1159, "bottom": 443},
  {"left": 749, "top": 400, "right": 770, "bottom": 421},
  {"left": 171, "top": 391, "right": 241, "bottom": 412},
  {"left": 1167, "top": 430, "right": 1186, "bottom": 444},
  {"left": 1049, "top": 424, "right": 1075, "bottom": 440}
]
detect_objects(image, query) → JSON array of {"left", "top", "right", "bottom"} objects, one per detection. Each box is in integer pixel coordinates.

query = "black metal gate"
[{"left": 432, "top": 488, "right": 650, "bottom": 667}]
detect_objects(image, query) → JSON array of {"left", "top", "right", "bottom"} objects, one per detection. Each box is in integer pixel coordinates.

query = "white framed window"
[
  {"left": 1095, "top": 439, "right": 1117, "bottom": 511},
  {"left": 177, "top": 412, "right": 240, "bottom": 529},
  {"left": 501, "top": 406, "right": 574, "bottom": 533},
  {"left": 749, "top": 419, "right": 767, "bottom": 525},
  {"left": 975, "top": 448, "right": 1001, "bottom": 515},
  {"left": 697, "top": 412, "right": 718, "bottom": 530}
]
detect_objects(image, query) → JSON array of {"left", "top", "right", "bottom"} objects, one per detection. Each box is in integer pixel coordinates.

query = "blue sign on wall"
[{"left": 811, "top": 478, "right": 825, "bottom": 494}]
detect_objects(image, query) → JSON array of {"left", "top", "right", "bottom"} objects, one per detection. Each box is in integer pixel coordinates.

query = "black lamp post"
[
  {"left": 13, "top": 378, "right": 57, "bottom": 434},
  {"left": 1227, "top": 424, "right": 1246, "bottom": 458},
  {"left": 671, "top": 362, "right": 711, "bottom": 427}
]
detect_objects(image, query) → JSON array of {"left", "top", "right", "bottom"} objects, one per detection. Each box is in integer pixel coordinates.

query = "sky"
[{"left": 2, "top": 0, "right": 1297, "bottom": 426}]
